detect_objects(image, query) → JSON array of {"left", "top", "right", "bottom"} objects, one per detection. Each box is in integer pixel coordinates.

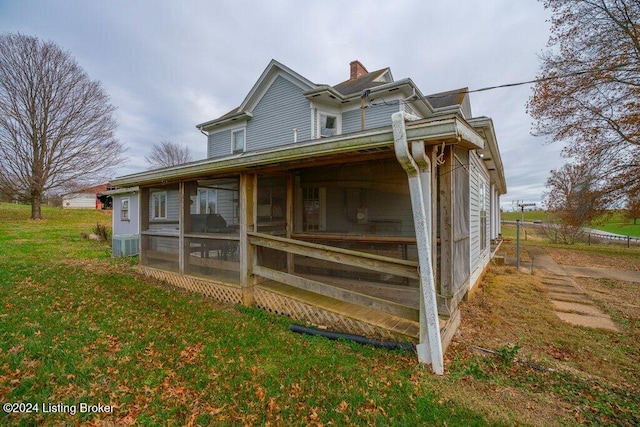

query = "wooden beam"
[
  {"left": 239, "top": 173, "right": 256, "bottom": 303},
  {"left": 140, "top": 188, "right": 150, "bottom": 265},
  {"left": 188, "top": 256, "right": 240, "bottom": 272},
  {"left": 253, "top": 265, "right": 419, "bottom": 321},
  {"left": 293, "top": 233, "right": 416, "bottom": 245},
  {"left": 438, "top": 146, "right": 455, "bottom": 314},
  {"left": 248, "top": 232, "right": 419, "bottom": 280}
]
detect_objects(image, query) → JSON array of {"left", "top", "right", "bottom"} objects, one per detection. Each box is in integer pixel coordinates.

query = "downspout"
[{"left": 392, "top": 111, "right": 444, "bottom": 375}]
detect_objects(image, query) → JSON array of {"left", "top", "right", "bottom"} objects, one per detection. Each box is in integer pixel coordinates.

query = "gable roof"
[{"left": 197, "top": 59, "right": 316, "bottom": 131}]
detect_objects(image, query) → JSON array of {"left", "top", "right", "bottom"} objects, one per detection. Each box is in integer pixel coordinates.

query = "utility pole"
[{"left": 517, "top": 202, "right": 536, "bottom": 222}]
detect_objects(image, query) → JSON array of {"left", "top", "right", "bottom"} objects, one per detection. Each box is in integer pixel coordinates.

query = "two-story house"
[{"left": 110, "top": 59, "right": 506, "bottom": 374}]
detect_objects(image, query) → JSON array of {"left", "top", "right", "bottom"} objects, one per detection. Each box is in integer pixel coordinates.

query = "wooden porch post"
[
  {"left": 438, "top": 146, "right": 455, "bottom": 314},
  {"left": 179, "top": 182, "right": 185, "bottom": 274},
  {"left": 140, "top": 187, "right": 149, "bottom": 265},
  {"left": 239, "top": 173, "right": 256, "bottom": 305},
  {"left": 286, "top": 173, "right": 295, "bottom": 273}
]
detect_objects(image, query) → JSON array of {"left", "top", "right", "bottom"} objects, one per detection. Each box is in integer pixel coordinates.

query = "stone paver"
[
  {"left": 526, "top": 247, "right": 621, "bottom": 332},
  {"left": 554, "top": 312, "right": 619, "bottom": 331},
  {"left": 550, "top": 300, "right": 611, "bottom": 317}
]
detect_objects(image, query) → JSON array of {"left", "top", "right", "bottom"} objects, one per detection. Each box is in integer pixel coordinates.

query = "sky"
[{"left": 0, "top": 0, "right": 561, "bottom": 210}]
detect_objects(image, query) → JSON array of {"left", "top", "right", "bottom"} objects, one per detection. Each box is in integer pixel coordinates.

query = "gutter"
[
  {"left": 112, "top": 115, "right": 484, "bottom": 188},
  {"left": 392, "top": 111, "right": 444, "bottom": 375}
]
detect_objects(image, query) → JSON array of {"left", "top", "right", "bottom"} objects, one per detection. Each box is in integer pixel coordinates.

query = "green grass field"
[
  {"left": 0, "top": 203, "right": 485, "bottom": 426},
  {"left": 502, "top": 210, "right": 640, "bottom": 237},
  {"left": 1, "top": 203, "right": 638, "bottom": 425}
]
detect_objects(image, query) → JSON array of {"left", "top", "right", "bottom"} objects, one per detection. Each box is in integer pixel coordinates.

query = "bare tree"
[
  {"left": 528, "top": 0, "right": 640, "bottom": 201},
  {"left": 145, "top": 140, "right": 193, "bottom": 169},
  {"left": 544, "top": 161, "right": 610, "bottom": 243},
  {"left": 0, "top": 32, "right": 124, "bottom": 219}
]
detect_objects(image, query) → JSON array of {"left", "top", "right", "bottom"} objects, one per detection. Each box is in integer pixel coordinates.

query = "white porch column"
[{"left": 392, "top": 112, "right": 444, "bottom": 375}]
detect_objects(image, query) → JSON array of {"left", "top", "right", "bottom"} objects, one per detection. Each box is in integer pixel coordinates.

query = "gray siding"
[
  {"left": 469, "top": 152, "right": 490, "bottom": 273},
  {"left": 341, "top": 108, "right": 361, "bottom": 134},
  {"left": 247, "top": 75, "right": 311, "bottom": 150},
  {"left": 362, "top": 103, "right": 399, "bottom": 129},
  {"left": 208, "top": 129, "right": 231, "bottom": 158},
  {"left": 112, "top": 192, "right": 139, "bottom": 236},
  {"left": 341, "top": 103, "right": 400, "bottom": 135}
]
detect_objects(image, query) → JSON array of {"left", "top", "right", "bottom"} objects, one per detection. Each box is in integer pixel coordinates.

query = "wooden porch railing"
[{"left": 247, "top": 232, "right": 420, "bottom": 321}]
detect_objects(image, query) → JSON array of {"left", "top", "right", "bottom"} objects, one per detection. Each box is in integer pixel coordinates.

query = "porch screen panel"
[
  {"left": 140, "top": 183, "right": 180, "bottom": 272},
  {"left": 296, "top": 159, "right": 415, "bottom": 239},
  {"left": 185, "top": 237, "right": 240, "bottom": 284},
  {"left": 453, "top": 149, "right": 470, "bottom": 300},
  {"left": 256, "top": 176, "right": 288, "bottom": 270},
  {"left": 182, "top": 178, "right": 240, "bottom": 283},
  {"left": 294, "top": 158, "right": 415, "bottom": 259},
  {"left": 187, "top": 178, "right": 239, "bottom": 235}
]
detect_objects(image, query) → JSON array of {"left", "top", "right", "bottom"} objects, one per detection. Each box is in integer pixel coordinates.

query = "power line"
[{"left": 440, "top": 63, "right": 637, "bottom": 97}]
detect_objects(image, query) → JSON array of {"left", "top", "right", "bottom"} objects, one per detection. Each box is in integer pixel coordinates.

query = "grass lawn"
[
  {"left": 502, "top": 210, "right": 640, "bottom": 237},
  {"left": 1, "top": 203, "right": 639, "bottom": 425}
]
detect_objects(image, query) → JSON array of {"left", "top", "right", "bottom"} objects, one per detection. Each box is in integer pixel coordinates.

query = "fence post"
[
  {"left": 588, "top": 233, "right": 591, "bottom": 246},
  {"left": 628, "top": 236, "right": 631, "bottom": 248},
  {"left": 516, "top": 220, "right": 521, "bottom": 270}
]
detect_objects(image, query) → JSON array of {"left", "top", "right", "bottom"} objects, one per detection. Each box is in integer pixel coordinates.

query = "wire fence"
[
  {"left": 583, "top": 231, "right": 640, "bottom": 248},
  {"left": 501, "top": 221, "right": 640, "bottom": 248}
]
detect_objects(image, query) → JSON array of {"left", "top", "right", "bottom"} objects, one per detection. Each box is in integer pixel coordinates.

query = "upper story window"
[
  {"left": 232, "top": 128, "right": 246, "bottom": 153},
  {"left": 318, "top": 112, "right": 338, "bottom": 138},
  {"left": 151, "top": 191, "right": 167, "bottom": 220},
  {"left": 120, "top": 198, "right": 130, "bottom": 221}
]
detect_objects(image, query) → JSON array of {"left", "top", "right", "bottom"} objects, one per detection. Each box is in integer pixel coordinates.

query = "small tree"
[
  {"left": 626, "top": 189, "right": 640, "bottom": 225},
  {"left": 0, "top": 33, "right": 124, "bottom": 219},
  {"left": 544, "top": 162, "right": 609, "bottom": 244},
  {"left": 145, "top": 140, "right": 193, "bottom": 169}
]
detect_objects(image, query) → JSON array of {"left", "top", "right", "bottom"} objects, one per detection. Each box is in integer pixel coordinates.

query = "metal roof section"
[{"left": 113, "top": 115, "right": 484, "bottom": 187}]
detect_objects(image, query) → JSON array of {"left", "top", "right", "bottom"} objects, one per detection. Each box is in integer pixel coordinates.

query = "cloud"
[{"left": 0, "top": 0, "right": 559, "bottom": 203}]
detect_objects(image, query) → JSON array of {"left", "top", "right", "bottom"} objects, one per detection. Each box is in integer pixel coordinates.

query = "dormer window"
[
  {"left": 318, "top": 113, "right": 338, "bottom": 138},
  {"left": 232, "top": 128, "right": 246, "bottom": 153}
]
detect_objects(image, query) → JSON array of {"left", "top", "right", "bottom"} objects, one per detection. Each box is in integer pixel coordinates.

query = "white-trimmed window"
[
  {"left": 232, "top": 128, "right": 246, "bottom": 153},
  {"left": 197, "top": 188, "right": 217, "bottom": 214},
  {"left": 318, "top": 112, "right": 338, "bottom": 138},
  {"left": 120, "top": 197, "right": 130, "bottom": 221},
  {"left": 151, "top": 191, "right": 167, "bottom": 220},
  {"left": 480, "top": 181, "right": 487, "bottom": 250}
]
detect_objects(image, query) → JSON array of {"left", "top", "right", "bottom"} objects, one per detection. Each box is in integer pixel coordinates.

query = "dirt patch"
[{"left": 446, "top": 262, "right": 640, "bottom": 425}]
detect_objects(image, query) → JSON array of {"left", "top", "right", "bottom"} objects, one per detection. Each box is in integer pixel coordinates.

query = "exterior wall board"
[
  {"left": 247, "top": 75, "right": 311, "bottom": 150},
  {"left": 208, "top": 129, "right": 231, "bottom": 158},
  {"left": 469, "top": 152, "right": 491, "bottom": 286},
  {"left": 113, "top": 193, "right": 139, "bottom": 236}
]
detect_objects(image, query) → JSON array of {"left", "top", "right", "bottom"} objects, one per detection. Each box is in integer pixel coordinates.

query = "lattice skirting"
[
  {"left": 138, "top": 266, "right": 243, "bottom": 305},
  {"left": 254, "top": 286, "right": 417, "bottom": 343}
]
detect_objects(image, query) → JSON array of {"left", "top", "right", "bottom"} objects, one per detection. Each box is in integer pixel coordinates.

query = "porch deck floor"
[
  {"left": 256, "top": 278, "right": 422, "bottom": 339},
  {"left": 297, "top": 273, "right": 420, "bottom": 309}
]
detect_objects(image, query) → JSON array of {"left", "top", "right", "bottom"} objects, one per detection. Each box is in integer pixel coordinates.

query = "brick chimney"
[{"left": 350, "top": 60, "right": 368, "bottom": 80}]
